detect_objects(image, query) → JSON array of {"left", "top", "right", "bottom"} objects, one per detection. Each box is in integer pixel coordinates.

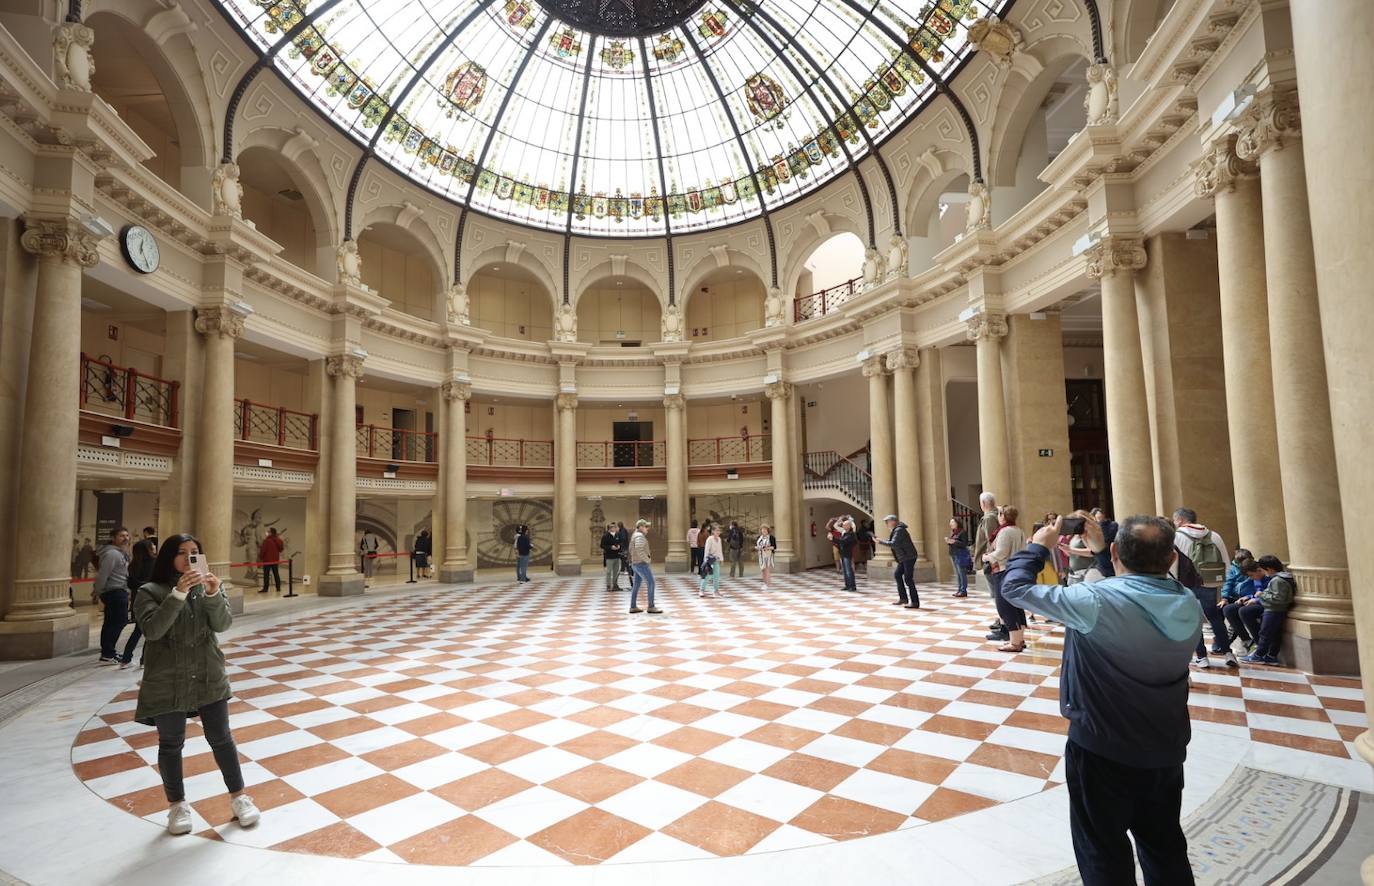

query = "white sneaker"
[
  {"left": 231, "top": 794, "right": 261, "bottom": 827},
  {"left": 1224, "top": 651, "right": 1239, "bottom": 668},
  {"left": 1192, "top": 655, "right": 1211, "bottom": 669},
  {"left": 167, "top": 802, "right": 192, "bottom": 835}
]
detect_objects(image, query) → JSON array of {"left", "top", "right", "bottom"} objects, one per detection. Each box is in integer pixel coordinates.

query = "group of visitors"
[{"left": 93, "top": 526, "right": 157, "bottom": 669}]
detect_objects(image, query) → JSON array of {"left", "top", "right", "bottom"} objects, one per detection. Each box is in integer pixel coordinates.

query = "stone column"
[
  {"left": 1195, "top": 136, "right": 1288, "bottom": 557},
  {"left": 967, "top": 313, "right": 1012, "bottom": 501},
  {"left": 0, "top": 220, "right": 100, "bottom": 658},
  {"left": 887, "top": 348, "right": 930, "bottom": 575},
  {"left": 320, "top": 354, "right": 364, "bottom": 596},
  {"left": 439, "top": 381, "right": 473, "bottom": 583},
  {"left": 664, "top": 394, "right": 689, "bottom": 572},
  {"left": 864, "top": 355, "right": 896, "bottom": 566},
  {"left": 1085, "top": 239, "right": 1153, "bottom": 518},
  {"left": 554, "top": 393, "right": 580, "bottom": 575},
  {"left": 915, "top": 347, "right": 953, "bottom": 582},
  {"left": 765, "top": 381, "right": 796, "bottom": 571},
  {"left": 1289, "top": 7, "right": 1374, "bottom": 873},
  {"left": 193, "top": 306, "right": 246, "bottom": 614},
  {"left": 1236, "top": 90, "right": 1353, "bottom": 670}
]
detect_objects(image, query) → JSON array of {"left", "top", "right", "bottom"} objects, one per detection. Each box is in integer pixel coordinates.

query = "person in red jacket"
[{"left": 258, "top": 527, "right": 285, "bottom": 594}]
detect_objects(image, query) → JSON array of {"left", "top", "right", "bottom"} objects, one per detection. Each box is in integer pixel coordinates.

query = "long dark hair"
[{"left": 149, "top": 533, "right": 202, "bottom": 585}]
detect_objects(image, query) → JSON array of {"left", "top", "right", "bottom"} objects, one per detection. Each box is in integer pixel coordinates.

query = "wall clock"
[{"left": 120, "top": 225, "right": 160, "bottom": 274}]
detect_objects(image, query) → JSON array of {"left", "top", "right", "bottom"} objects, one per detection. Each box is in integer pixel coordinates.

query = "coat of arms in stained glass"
[
  {"left": 444, "top": 62, "right": 488, "bottom": 114},
  {"left": 744, "top": 73, "right": 787, "bottom": 126}
]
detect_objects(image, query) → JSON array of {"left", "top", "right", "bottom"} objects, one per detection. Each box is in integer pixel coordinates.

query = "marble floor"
[{"left": 1, "top": 570, "right": 1369, "bottom": 885}]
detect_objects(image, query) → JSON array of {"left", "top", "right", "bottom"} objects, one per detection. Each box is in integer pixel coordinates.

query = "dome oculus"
[{"left": 218, "top": 0, "right": 1007, "bottom": 236}]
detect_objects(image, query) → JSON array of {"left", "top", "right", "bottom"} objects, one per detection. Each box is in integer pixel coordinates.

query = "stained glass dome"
[{"left": 216, "top": 0, "right": 1008, "bottom": 236}]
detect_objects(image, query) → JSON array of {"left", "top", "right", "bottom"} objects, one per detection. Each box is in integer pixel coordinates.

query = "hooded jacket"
[
  {"left": 1172, "top": 524, "right": 1229, "bottom": 588},
  {"left": 94, "top": 544, "right": 130, "bottom": 596},
  {"left": 883, "top": 522, "right": 918, "bottom": 563},
  {"left": 1259, "top": 572, "right": 1295, "bottom": 612},
  {"left": 1001, "top": 543, "right": 1203, "bottom": 768},
  {"left": 133, "top": 578, "right": 233, "bottom": 725}
]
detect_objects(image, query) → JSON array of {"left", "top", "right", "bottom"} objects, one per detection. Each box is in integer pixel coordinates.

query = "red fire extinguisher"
[{"left": 810, "top": 521, "right": 817, "bottom": 537}]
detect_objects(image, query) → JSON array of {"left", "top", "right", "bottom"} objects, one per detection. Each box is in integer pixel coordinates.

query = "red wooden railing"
[
  {"left": 794, "top": 276, "right": 862, "bottom": 323},
  {"left": 466, "top": 436, "right": 554, "bottom": 467},
  {"left": 79, "top": 353, "right": 180, "bottom": 428},
  {"left": 234, "top": 399, "right": 317, "bottom": 450},
  {"left": 576, "top": 440, "right": 666, "bottom": 468},
  {"left": 687, "top": 434, "right": 771, "bottom": 465},
  {"left": 356, "top": 424, "right": 437, "bottom": 463}
]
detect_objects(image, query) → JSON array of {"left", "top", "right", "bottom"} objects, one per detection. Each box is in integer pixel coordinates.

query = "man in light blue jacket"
[{"left": 1002, "top": 513, "right": 1202, "bottom": 886}]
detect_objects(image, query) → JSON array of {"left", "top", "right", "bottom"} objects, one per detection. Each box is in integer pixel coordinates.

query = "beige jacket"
[{"left": 630, "top": 531, "right": 652, "bottom": 565}]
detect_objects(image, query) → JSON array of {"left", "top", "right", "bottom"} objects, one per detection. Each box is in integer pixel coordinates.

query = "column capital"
[
  {"left": 20, "top": 218, "right": 101, "bottom": 267},
  {"left": 1236, "top": 88, "right": 1301, "bottom": 162},
  {"left": 194, "top": 305, "right": 247, "bottom": 340},
  {"left": 965, "top": 312, "right": 1008, "bottom": 342},
  {"left": 556, "top": 392, "right": 578, "bottom": 412},
  {"left": 662, "top": 393, "right": 686, "bottom": 411},
  {"left": 1193, "top": 134, "right": 1258, "bottom": 198},
  {"left": 1084, "top": 237, "right": 1147, "bottom": 280},
  {"left": 861, "top": 354, "right": 889, "bottom": 378},
  {"left": 440, "top": 380, "right": 471, "bottom": 402},
  {"left": 325, "top": 354, "right": 365, "bottom": 380},
  {"left": 763, "top": 380, "right": 793, "bottom": 402},
  {"left": 885, "top": 347, "right": 920, "bottom": 372}
]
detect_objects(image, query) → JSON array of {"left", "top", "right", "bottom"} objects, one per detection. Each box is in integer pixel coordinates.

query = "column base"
[
  {"left": 0, "top": 613, "right": 89, "bottom": 659},
  {"left": 224, "top": 584, "right": 244, "bottom": 616},
  {"left": 665, "top": 558, "right": 689, "bottom": 574},
  {"left": 439, "top": 566, "right": 474, "bottom": 584},
  {"left": 1281, "top": 617, "right": 1360, "bottom": 676},
  {"left": 554, "top": 562, "right": 582, "bottom": 576},
  {"left": 318, "top": 573, "right": 366, "bottom": 597}
]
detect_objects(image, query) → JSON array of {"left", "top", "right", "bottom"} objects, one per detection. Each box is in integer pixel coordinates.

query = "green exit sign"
[{"left": 1038, "top": 448, "right": 1055, "bottom": 457}]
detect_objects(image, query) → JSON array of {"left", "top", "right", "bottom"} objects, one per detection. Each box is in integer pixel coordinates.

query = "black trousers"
[
  {"left": 1065, "top": 740, "right": 1194, "bottom": 886},
  {"left": 690, "top": 547, "right": 703, "bottom": 570},
  {"left": 153, "top": 698, "right": 244, "bottom": 803},
  {"left": 893, "top": 559, "right": 918, "bottom": 605},
  {"left": 261, "top": 563, "right": 281, "bottom": 593},
  {"left": 991, "top": 570, "right": 1027, "bottom": 630}
]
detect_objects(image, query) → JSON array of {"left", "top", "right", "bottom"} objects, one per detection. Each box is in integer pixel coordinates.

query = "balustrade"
[
  {"left": 466, "top": 436, "right": 554, "bottom": 467},
  {"left": 79, "top": 353, "right": 179, "bottom": 428},
  {"left": 234, "top": 399, "right": 317, "bottom": 450},
  {"left": 356, "top": 424, "right": 438, "bottom": 463},
  {"left": 686, "top": 434, "right": 770, "bottom": 465},
  {"left": 576, "top": 440, "right": 666, "bottom": 468},
  {"left": 793, "top": 276, "right": 861, "bottom": 323}
]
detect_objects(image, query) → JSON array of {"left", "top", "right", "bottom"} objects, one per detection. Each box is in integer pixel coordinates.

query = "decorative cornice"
[
  {"left": 1083, "top": 238, "right": 1147, "bottom": 280},
  {"left": 1235, "top": 89, "right": 1301, "bottom": 162},
  {"left": 194, "top": 305, "right": 246, "bottom": 339},
  {"left": 325, "top": 354, "right": 365, "bottom": 380},
  {"left": 1193, "top": 135, "right": 1257, "bottom": 198},
  {"left": 964, "top": 312, "right": 1008, "bottom": 342},
  {"left": 20, "top": 217, "right": 101, "bottom": 266}
]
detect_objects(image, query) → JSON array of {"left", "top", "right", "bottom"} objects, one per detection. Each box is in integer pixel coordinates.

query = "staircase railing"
[
  {"left": 802, "top": 450, "right": 872, "bottom": 514},
  {"left": 951, "top": 497, "right": 979, "bottom": 541}
]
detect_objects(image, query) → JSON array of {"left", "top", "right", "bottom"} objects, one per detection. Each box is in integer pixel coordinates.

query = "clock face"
[{"left": 121, "top": 225, "right": 160, "bottom": 274}]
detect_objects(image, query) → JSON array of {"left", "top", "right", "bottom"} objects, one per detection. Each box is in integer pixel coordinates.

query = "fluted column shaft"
[
  {"left": 194, "top": 307, "right": 245, "bottom": 612},
  {"left": 888, "top": 349, "right": 927, "bottom": 566},
  {"left": 1196, "top": 136, "right": 1287, "bottom": 557},
  {"left": 968, "top": 314, "right": 1011, "bottom": 501},
  {"left": 321, "top": 355, "right": 364, "bottom": 596},
  {"left": 1086, "top": 240, "right": 1153, "bottom": 518},
  {"left": 554, "top": 393, "right": 580, "bottom": 574},
  {"left": 1237, "top": 93, "right": 1350, "bottom": 627},
  {"left": 664, "top": 395, "right": 689, "bottom": 572},
  {"left": 4, "top": 221, "right": 99, "bottom": 650},
  {"left": 440, "top": 381, "right": 472, "bottom": 583},
  {"left": 865, "top": 356, "right": 896, "bottom": 566},
  {"left": 766, "top": 382, "right": 796, "bottom": 570}
]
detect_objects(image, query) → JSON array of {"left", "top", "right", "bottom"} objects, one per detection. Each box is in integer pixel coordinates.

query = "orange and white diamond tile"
[{"left": 3, "top": 571, "right": 1368, "bottom": 884}]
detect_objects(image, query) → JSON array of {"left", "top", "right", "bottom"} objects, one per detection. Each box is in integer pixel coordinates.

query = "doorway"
[{"left": 612, "top": 421, "right": 655, "bottom": 467}]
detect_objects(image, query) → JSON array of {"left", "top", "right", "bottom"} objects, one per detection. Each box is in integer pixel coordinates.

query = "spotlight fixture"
[
  {"left": 109, "top": 424, "right": 135, "bottom": 437},
  {"left": 385, "top": 463, "right": 400, "bottom": 472}
]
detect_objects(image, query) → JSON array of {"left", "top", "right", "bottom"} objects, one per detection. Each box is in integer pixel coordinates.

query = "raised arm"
[{"left": 1000, "top": 543, "right": 1102, "bottom": 634}]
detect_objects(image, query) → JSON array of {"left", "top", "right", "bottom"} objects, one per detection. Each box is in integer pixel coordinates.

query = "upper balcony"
[{"left": 78, "top": 354, "right": 181, "bottom": 458}]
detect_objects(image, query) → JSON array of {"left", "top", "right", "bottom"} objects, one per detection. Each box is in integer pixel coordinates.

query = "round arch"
[
  {"left": 356, "top": 221, "right": 447, "bottom": 322},
  {"left": 356, "top": 204, "right": 451, "bottom": 292},
  {"left": 676, "top": 247, "right": 769, "bottom": 311},
  {"left": 903, "top": 150, "right": 971, "bottom": 238},
  {"left": 572, "top": 259, "right": 665, "bottom": 311},
  {"left": 462, "top": 243, "right": 559, "bottom": 306},
  {"left": 681, "top": 263, "right": 768, "bottom": 342},
  {"left": 234, "top": 144, "right": 338, "bottom": 278},
  {"left": 575, "top": 276, "right": 663, "bottom": 346},
  {"left": 780, "top": 212, "right": 867, "bottom": 301},
  {"left": 987, "top": 37, "right": 1091, "bottom": 188},
  {"left": 86, "top": 8, "right": 214, "bottom": 188},
  {"left": 1118, "top": 0, "right": 1178, "bottom": 65},
  {"left": 465, "top": 260, "right": 559, "bottom": 342}
]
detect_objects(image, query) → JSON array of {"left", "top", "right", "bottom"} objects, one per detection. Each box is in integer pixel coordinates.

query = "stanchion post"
[
  {"left": 407, "top": 552, "right": 416, "bottom": 584},
  {"left": 284, "top": 557, "right": 298, "bottom": 598}
]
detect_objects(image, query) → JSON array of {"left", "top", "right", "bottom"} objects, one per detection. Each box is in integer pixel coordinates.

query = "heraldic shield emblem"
[
  {"left": 745, "top": 73, "right": 787, "bottom": 127},
  {"left": 445, "top": 62, "right": 487, "bottom": 113}
]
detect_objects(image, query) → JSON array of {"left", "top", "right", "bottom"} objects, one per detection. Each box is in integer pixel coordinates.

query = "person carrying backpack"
[{"left": 1170, "top": 507, "right": 1233, "bottom": 669}]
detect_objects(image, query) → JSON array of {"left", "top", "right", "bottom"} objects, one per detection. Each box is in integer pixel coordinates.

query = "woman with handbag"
[
  {"left": 699, "top": 524, "right": 724, "bottom": 598},
  {"left": 946, "top": 518, "right": 971, "bottom": 597},
  {"left": 133, "top": 533, "right": 260, "bottom": 836},
  {"left": 755, "top": 524, "right": 776, "bottom": 590}
]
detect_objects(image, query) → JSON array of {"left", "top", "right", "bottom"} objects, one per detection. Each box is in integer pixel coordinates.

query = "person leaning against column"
[
  {"left": 1000, "top": 513, "right": 1201, "bottom": 886},
  {"left": 133, "top": 533, "right": 260, "bottom": 836},
  {"left": 628, "top": 519, "right": 661, "bottom": 614}
]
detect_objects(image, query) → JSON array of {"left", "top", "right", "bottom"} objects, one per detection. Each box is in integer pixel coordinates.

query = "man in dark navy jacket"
[{"left": 1001, "top": 513, "right": 1201, "bottom": 886}]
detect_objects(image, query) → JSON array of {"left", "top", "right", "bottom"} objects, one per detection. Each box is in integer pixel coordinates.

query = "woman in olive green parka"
[{"left": 133, "top": 533, "right": 260, "bottom": 835}]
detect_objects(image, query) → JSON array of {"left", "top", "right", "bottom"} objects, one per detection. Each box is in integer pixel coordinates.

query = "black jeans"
[
  {"left": 1065, "top": 740, "right": 1194, "bottom": 886},
  {"left": 154, "top": 698, "right": 243, "bottom": 803},
  {"left": 893, "top": 559, "right": 918, "bottom": 606},
  {"left": 1192, "top": 587, "right": 1229, "bottom": 657},
  {"left": 99, "top": 589, "right": 129, "bottom": 659},
  {"left": 260, "top": 563, "right": 281, "bottom": 593},
  {"left": 1223, "top": 601, "right": 1256, "bottom": 644},
  {"left": 991, "top": 570, "right": 1026, "bottom": 630}
]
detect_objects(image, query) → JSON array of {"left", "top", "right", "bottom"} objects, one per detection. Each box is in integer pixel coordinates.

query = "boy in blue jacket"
[{"left": 1001, "top": 512, "right": 1201, "bottom": 886}]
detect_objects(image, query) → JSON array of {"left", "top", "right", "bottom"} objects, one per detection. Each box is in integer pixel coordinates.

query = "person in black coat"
[
  {"left": 835, "top": 518, "right": 858, "bottom": 592},
  {"left": 601, "top": 523, "right": 624, "bottom": 591},
  {"left": 877, "top": 515, "right": 920, "bottom": 608},
  {"left": 616, "top": 522, "right": 630, "bottom": 578}
]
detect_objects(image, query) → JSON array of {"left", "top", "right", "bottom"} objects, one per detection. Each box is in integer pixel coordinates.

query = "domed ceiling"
[{"left": 218, "top": 0, "right": 1008, "bottom": 236}]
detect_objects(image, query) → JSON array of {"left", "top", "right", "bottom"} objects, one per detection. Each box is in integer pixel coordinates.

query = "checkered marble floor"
[{"left": 70, "top": 571, "right": 1368, "bottom": 867}]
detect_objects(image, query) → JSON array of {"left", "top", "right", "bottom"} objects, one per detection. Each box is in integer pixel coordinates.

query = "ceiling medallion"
[{"left": 533, "top": 0, "right": 711, "bottom": 38}]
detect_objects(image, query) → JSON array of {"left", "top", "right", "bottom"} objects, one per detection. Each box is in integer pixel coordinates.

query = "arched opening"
[
  {"left": 468, "top": 262, "right": 557, "bottom": 341},
  {"left": 684, "top": 266, "right": 766, "bottom": 342},
  {"left": 1122, "top": 0, "right": 1179, "bottom": 64},
  {"left": 237, "top": 146, "right": 324, "bottom": 276},
  {"left": 576, "top": 278, "right": 662, "bottom": 346},
  {"left": 358, "top": 223, "right": 441, "bottom": 321},
  {"left": 797, "top": 232, "right": 864, "bottom": 298},
  {"left": 907, "top": 173, "right": 970, "bottom": 271},
  {"left": 990, "top": 56, "right": 1086, "bottom": 223},
  {"left": 89, "top": 12, "right": 187, "bottom": 189}
]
